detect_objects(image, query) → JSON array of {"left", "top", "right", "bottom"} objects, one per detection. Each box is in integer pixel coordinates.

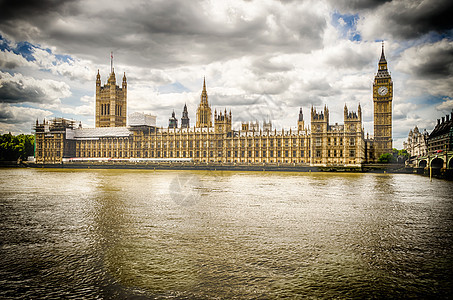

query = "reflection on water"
[{"left": 0, "top": 168, "right": 452, "bottom": 298}]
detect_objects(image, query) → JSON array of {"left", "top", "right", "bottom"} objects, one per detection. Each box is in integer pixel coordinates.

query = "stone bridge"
[{"left": 414, "top": 151, "right": 453, "bottom": 174}]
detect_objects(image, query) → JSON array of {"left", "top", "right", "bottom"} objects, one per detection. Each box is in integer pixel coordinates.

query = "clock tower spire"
[{"left": 373, "top": 42, "right": 393, "bottom": 161}]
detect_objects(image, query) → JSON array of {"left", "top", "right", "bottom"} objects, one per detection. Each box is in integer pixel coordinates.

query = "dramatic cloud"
[
  {"left": 356, "top": 0, "right": 453, "bottom": 40},
  {"left": 397, "top": 39, "right": 453, "bottom": 79},
  {"left": 0, "top": 0, "right": 452, "bottom": 147},
  {"left": 0, "top": 71, "right": 71, "bottom": 105},
  {"left": 0, "top": 102, "right": 53, "bottom": 133},
  {"left": 0, "top": 50, "right": 34, "bottom": 69},
  {"left": 436, "top": 98, "right": 453, "bottom": 111}
]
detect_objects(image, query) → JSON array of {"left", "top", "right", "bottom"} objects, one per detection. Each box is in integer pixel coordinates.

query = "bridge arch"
[
  {"left": 448, "top": 157, "right": 453, "bottom": 169},
  {"left": 431, "top": 157, "right": 444, "bottom": 169},
  {"left": 418, "top": 159, "right": 427, "bottom": 168}
]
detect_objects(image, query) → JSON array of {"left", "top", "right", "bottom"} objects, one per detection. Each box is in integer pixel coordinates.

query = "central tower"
[
  {"left": 95, "top": 70, "right": 127, "bottom": 127},
  {"left": 373, "top": 43, "right": 393, "bottom": 159},
  {"left": 196, "top": 78, "right": 212, "bottom": 128},
  {"left": 95, "top": 53, "right": 127, "bottom": 128}
]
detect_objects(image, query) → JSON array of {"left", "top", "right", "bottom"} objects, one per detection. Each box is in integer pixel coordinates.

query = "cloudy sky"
[{"left": 1, "top": 0, "right": 452, "bottom": 148}]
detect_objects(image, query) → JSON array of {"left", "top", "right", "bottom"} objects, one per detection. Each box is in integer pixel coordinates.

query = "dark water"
[{"left": 0, "top": 168, "right": 452, "bottom": 299}]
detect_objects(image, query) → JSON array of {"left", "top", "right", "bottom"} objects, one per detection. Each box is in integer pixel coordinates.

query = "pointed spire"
[
  {"left": 379, "top": 41, "right": 387, "bottom": 63},
  {"left": 110, "top": 51, "right": 114, "bottom": 74},
  {"left": 108, "top": 67, "right": 116, "bottom": 84},
  {"left": 203, "top": 76, "right": 206, "bottom": 92}
]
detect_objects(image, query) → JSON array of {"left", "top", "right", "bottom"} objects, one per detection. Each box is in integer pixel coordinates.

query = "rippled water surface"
[{"left": 0, "top": 168, "right": 452, "bottom": 299}]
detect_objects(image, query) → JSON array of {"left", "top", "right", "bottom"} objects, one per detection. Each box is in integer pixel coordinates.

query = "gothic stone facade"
[
  {"left": 34, "top": 47, "right": 391, "bottom": 166},
  {"left": 95, "top": 69, "right": 127, "bottom": 128},
  {"left": 404, "top": 126, "right": 429, "bottom": 158},
  {"left": 373, "top": 44, "right": 393, "bottom": 159}
]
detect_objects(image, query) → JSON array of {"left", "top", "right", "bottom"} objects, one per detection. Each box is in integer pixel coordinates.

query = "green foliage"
[
  {"left": 397, "top": 149, "right": 409, "bottom": 159},
  {"left": 378, "top": 152, "right": 395, "bottom": 163},
  {"left": 391, "top": 148, "right": 409, "bottom": 163},
  {"left": 0, "top": 133, "right": 35, "bottom": 161}
]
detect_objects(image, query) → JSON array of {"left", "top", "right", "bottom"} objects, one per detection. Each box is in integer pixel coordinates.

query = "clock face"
[{"left": 378, "top": 86, "right": 388, "bottom": 96}]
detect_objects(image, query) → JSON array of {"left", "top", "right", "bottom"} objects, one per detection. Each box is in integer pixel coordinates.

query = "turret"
[
  {"left": 169, "top": 110, "right": 178, "bottom": 128},
  {"left": 358, "top": 103, "right": 362, "bottom": 120},
  {"left": 298, "top": 107, "right": 305, "bottom": 131},
  {"left": 122, "top": 72, "right": 127, "bottom": 88},
  {"left": 214, "top": 107, "right": 232, "bottom": 133},
  {"left": 181, "top": 103, "right": 190, "bottom": 128},
  {"left": 108, "top": 68, "right": 116, "bottom": 85},
  {"left": 311, "top": 106, "right": 328, "bottom": 133},
  {"left": 96, "top": 70, "right": 101, "bottom": 86}
]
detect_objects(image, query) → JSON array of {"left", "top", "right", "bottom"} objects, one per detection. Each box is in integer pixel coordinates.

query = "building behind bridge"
[
  {"left": 428, "top": 112, "right": 453, "bottom": 154},
  {"left": 405, "top": 111, "right": 453, "bottom": 171}
]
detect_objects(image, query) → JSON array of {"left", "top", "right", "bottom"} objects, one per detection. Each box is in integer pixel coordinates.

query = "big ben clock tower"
[{"left": 373, "top": 42, "right": 393, "bottom": 160}]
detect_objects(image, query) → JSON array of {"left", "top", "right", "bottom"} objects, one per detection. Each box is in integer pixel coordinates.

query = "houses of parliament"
[{"left": 34, "top": 45, "right": 393, "bottom": 166}]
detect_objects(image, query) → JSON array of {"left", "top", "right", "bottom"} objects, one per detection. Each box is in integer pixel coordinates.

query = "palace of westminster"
[{"left": 34, "top": 45, "right": 393, "bottom": 166}]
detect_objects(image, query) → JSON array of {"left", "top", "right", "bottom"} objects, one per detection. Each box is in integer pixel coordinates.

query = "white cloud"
[
  {"left": 0, "top": 0, "right": 452, "bottom": 149},
  {"left": 0, "top": 71, "right": 71, "bottom": 105},
  {"left": 0, "top": 50, "right": 34, "bottom": 69},
  {"left": 0, "top": 103, "right": 53, "bottom": 134},
  {"left": 436, "top": 97, "right": 453, "bottom": 110}
]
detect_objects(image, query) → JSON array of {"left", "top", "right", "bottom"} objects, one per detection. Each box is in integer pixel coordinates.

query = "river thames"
[{"left": 0, "top": 168, "right": 452, "bottom": 298}]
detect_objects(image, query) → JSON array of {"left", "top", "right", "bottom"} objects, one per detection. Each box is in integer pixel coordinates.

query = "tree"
[
  {"left": 378, "top": 152, "right": 395, "bottom": 163},
  {"left": 390, "top": 148, "right": 409, "bottom": 164},
  {"left": 0, "top": 133, "right": 35, "bottom": 161}
]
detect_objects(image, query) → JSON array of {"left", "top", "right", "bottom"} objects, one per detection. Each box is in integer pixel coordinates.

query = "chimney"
[
  {"left": 442, "top": 117, "right": 445, "bottom": 123},
  {"left": 447, "top": 115, "right": 450, "bottom": 122},
  {"left": 437, "top": 119, "right": 440, "bottom": 125}
]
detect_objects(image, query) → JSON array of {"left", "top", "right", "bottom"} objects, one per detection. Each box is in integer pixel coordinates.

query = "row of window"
[
  {"left": 76, "top": 148, "right": 359, "bottom": 159},
  {"left": 36, "top": 151, "right": 61, "bottom": 158},
  {"left": 376, "top": 79, "right": 389, "bottom": 84},
  {"left": 100, "top": 104, "right": 123, "bottom": 116},
  {"left": 77, "top": 149, "right": 315, "bottom": 159},
  {"left": 315, "top": 150, "right": 355, "bottom": 158},
  {"left": 78, "top": 138, "right": 310, "bottom": 147},
  {"left": 315, "top": 137, "right": 356, "bottom": 146}
]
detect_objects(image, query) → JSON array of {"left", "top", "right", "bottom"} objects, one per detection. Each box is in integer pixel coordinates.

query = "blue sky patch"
[
  {"left": 158, "top": 82, "right": 190, "bottom": 94},
  {"left": 15, "top": 41, "right": 36, "bottom": 62},
  {"left": 55, "top": 54, "right": 73, "bottom": 64},
  {"left": 332, "top": 12, "right": 361, "bottom": 42},
  {"left": 0, "top": 35, "right": 36, "bottom": 62},
  {"left": 423, "top": 29, "right": 453, "bottom": 43}
]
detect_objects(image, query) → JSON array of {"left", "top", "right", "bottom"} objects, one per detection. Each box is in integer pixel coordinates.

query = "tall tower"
[
  {"left": 181, "top": 103, "right": 190, "bottom": 128},
  {"left": 168, "top": 110, "right": 178, "bottom": 128},
  {"left": 214, "top": 109, "right": 232, "bottom": 133},
  {"left": 196, "top": 78, "right": 212, "bottom": 128},
  {"left": 298, "top": 107, "right": 305, "bottom": 131},
  {"left": 373, "top": 42, "right": 393, "bottom": 159},
  {"left": 310, "top": 105, "right": 329, "bottom": 165},
  {"left": 95, "top": 54, "right": 127, "bottom": 127}
]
